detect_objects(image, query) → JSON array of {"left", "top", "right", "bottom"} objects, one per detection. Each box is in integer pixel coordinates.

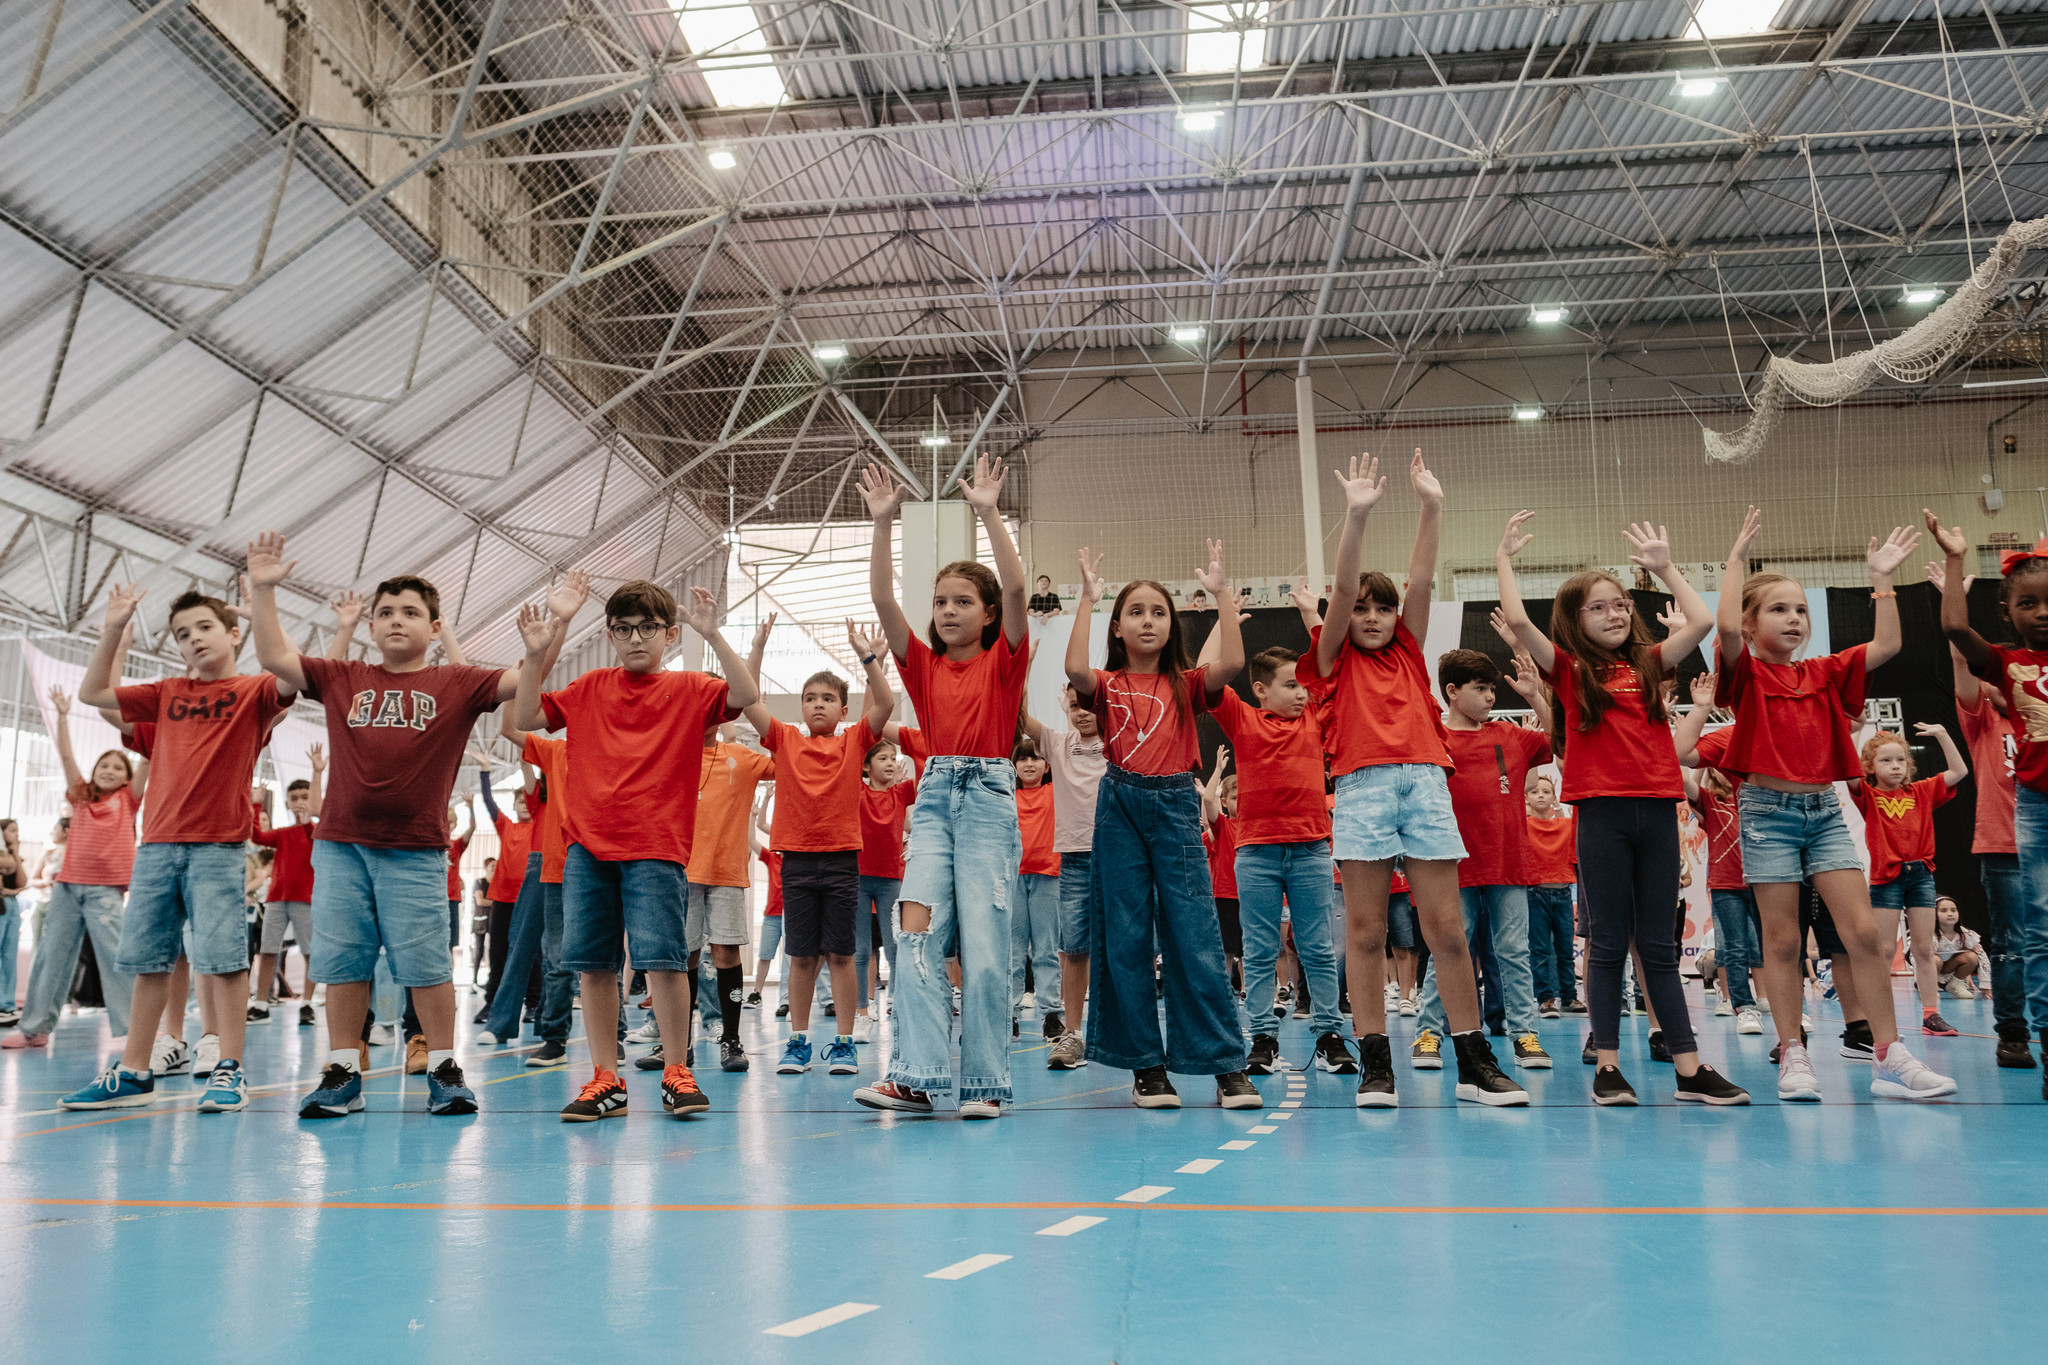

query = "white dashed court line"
[
  {"left": 1247, "top": 1125, "right": 1277, "bottom": 1134},
  {"left": 1116, "top": 1185, "right": 1174, "bottom": 1203},
  {"left": 1269, "top": 1111, "right": 1292, "bottom": 1120},
  {"left": 927, "top": 1254, "right": 1011, "bottom": 1280},
  {"left": 1176, "top": 1159, "right": 1221, "bottom": 1174},
  {"left": 1280, "top": 1101, "right": 1301, "bottom": 1108},
  {"left": 764, "top": 1303, "right": 880, "bottom": 1337},
  {"left": 1037, "top": 1215, "right": 1107, "bottom": 1237},
  {"left": 1219, "top": 1139, "right": 1256, "bottom": 1150}
]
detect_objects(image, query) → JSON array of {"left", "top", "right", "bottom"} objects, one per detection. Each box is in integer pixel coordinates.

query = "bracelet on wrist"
[
  {"left": 1870, "top": 589, "right": 1896, "bottom": 600},
  {"left": 861, "top": 653, "right": 877, "bottom": 666}
]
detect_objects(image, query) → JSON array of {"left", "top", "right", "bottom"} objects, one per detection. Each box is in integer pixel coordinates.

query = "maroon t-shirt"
[{"left": 297, "top": 656, "right": 504, "bottom": 849}]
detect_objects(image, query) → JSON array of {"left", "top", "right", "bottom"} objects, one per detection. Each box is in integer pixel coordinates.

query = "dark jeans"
[
  {"left": 1577, "top": 797, "right": 1695, "bottom": 1053},
  {"left": 488, "top": 853, "right": 573, "bottom": 1045},
  {"left": 484, "top": 899, "right": 514, "bottom": 1006},
  {"left": 1527, "top": 882, "right": 1578, "bottom": 1004},
  {"left": 1980, "top": 853, "right": 2029, "bottom": 1040},
  {"left": 1470, "top": 902, "right": 1505, "bottom": 1032}
]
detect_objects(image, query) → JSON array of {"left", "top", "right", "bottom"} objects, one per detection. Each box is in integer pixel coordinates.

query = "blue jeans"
[
  {"left": 1709, "top": 887, "right": 1761, "bottom": 1009},
  {"left": 888, "top": 757, "right": 1019, "bottom": 1103},
  {"left": 310, "top": 842, "right": 453, "bottom": 987},
  {"left": 20, "top": 883, "right": 132, "bottom": 1038},
  {"left": 1979, "top": 854, "right": 2028, "bottom": 1039},
  {"left": 561, "top": 844, "right": 688, "bottom": 973},
  {"left": 1056, "top": 853, "right": 1093, "bottom": 954},
  {"left": 1527, "top": 883, "right": 1578, "bottom": 1004},
  {"left": 2014, "top": 787, "right": 2048, "bottom": 1032},
  {"left": 1235, "top": 840, "right": 1343, "bottom": 1037},
  {"left": 856, "top": 874, "right": 900, "bottom": 1012},
  {"left": 487, "top": 855, "right": 572, "bottom": 1044},
  {"left": 1421, "top": 885, "right": 1538, "bottom": 1036},
  {"left": 0, "top": 897, "right": 18, "bottom": 1011},
  {"left": 1086, "top": 767, "right": 1246, "bottom": 1076},
  {"left": 1471, "top": 905, "right": 1505, "bottom": 1032},
  {"left": 118, "top": 842, "right": 249, "bottom": 977},
  {"left": 757, "top": 915, "right": 783, "bottom": 963},
  {"left": 1011, "top": 871, "right": 1060, "bottom": 1019}
]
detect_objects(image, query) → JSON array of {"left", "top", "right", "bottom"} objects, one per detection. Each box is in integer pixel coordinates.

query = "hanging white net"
[{"left": 1703, "top": 211, "right": 2048, "bottom": 464}]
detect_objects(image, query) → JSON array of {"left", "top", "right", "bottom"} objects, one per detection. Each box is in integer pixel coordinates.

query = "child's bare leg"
[
  {"left": 1812, "top": 869, "right": 1898, "bottom": 1047},
  {"left": 1340, "top": 860, "right": 1392, "bottom": 1036}
]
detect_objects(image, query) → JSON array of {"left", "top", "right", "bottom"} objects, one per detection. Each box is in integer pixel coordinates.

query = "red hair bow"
[{"left": 2002, "top": 536, "right": 2048, "bottom": 576}]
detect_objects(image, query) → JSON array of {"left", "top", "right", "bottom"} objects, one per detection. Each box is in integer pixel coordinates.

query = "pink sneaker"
[{"left": 2, "top": 1032, "right": 50, "bottom": 1049}]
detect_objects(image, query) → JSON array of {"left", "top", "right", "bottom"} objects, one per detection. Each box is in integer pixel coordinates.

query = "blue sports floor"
[{"left": 2, "top": 980, "right": 2042, "bottom": 1361}]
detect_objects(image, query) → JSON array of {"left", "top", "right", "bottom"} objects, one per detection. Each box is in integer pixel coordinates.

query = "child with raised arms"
[
  {"left": 251, "top": 747, "right": 322, "bottom": 1028},
  {"left": 1010, "top": 734, "right": 1061, "bottom": 1039},
  {"left": 1060, "top": 540, "right": 1261, "bottom": 1111},
  {"left": 1308, "top": 451, "right": 1522, "bottom": 1108},
  {"left": 1853, "top": 725, "right": 1967, "bottom": 1036},
  {"left": 852, "top": 456, "right": 1030, "bottom": 1120},
  {"left": 1496, "top": 506, "right": 1751, "bottom": 1107}
]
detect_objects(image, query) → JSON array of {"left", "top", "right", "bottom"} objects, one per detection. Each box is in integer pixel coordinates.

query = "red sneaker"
[
  {"left": 561, "top": 1069, "right": 628, "bottom": 1122},
  {"left": 853, "top": 1081, "right": 934, "bottom": 1113}
]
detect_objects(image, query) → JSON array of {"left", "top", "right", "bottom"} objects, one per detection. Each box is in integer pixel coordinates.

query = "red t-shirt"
[
  {"left": 1688, "top": 728, "right": 1745, "bottom": 891},
  {"left": 1526, "top": 812, "right": 1576, "bottom": 884},
  {"left": 1017, "top": 782, "right": 1061, "bottom": 876},
  {"left": 1850, "top": 775, "right": 1955, "bottom": 885},
  {"left": 298, "top": 657, "right": 506, "bottom": 849},
  {"left": 895, "top": 632, "right": 1030, "bottom": 759},
  {"left": 1389, "top": 865, "right": 1409, "bottom": 895},
  {"left": 895, "top": 725, "right": 929, "bottom": 778},
  {"left": 489, "top": 813, "right": 534, "bottom": 900},
  {"left": 1442, "top": 722, "right": 1551, "bottom": 888},
  {"left": 1542, "top": 650, "right": 1681, "bottom": 802},
  {"left": 1209, "top": 689, "right": 1330, "bottom": 846},
  {"left": 522, "top": 733, "right": 571, "bottom": 884},
  {"left": 1092, "top": 668, "right": 1210, "bottom": 774},
  {"left": 115, "top": 674, "right": 286, "bottom": 843},
  {"left": 252, "top": 818, "right": 316, "bottom": 902},
  {"left": 1984, "top": 646, "right": 2048, "bottom": 794},
  {"left": 1299, "top": 621, "right": 1450, "bottom": 777},
  {"left": 760, "top": 848, "right": 783, "bottom": 916},
  {"left": 1207, "top": 813, "right": 1239, "bottom": 898},
  {"left": 1955, "top": 690, "right": 2017, "bottom": 856},
  {"left": 1715, "top": 645, "right": 1868, "bottom": 785},
  {"left": 762, "top": 718, "right": 875, "bottom": 853},
  {"left": 59, "top": 784, "right": 141, "bottom": 887},
  {"left": 446, "top": 835, "right": 468, "bottom": 900},
  {"left": 858, "top": 782, "right": 915, "bottom": 879},
  {"left": 540, "top": 667, "right": 736, "bottom": 865}
]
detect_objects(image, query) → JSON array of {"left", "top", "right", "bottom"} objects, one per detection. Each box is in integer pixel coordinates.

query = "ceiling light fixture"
[
  {"left": 1179, "top": 110, "right": 1221, "bottom": 133},
  {"left": 1170, "top": 325, "right": 1207, "bottom": 344},
  {"left": 811, "top": 343, "right": 848, "bottom": 362},
  {"left": 1513, "top": 406, "right": 1544, "bottom": 421},
  {"left": 1676, "top": 76, "right": 1723, "bottom": 98},
  {"left": 1903, "top": 287, "right": 1942, "bottom": 305},
  {"left": 707, "top": 149, "right": 737, "bottom": 169},
  {"left": 1529, "top": 306, "right": 1568, "bottom": 324}
]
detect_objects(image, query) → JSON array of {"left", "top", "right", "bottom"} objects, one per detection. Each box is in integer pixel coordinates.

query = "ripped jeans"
[{"left": 885, "top": 757, "right": 1019, "bottom": 1103}]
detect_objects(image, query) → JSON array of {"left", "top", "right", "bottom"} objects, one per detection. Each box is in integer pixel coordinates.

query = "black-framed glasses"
[{"left": 607, "top": 621, "right": 668, "bottom": 640}]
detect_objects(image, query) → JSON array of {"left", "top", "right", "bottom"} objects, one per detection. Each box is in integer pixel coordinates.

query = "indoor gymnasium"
[{"left": 1, "top": 0, "right": 2045, "bottom": 1358}]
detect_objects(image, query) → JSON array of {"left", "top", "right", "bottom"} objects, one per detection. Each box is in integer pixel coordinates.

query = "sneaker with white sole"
[
  {"left": 1398, "top": 995, "right": 1418, "bottom": 1018},
  {"left": 1870, "top": 1043, "right": 1957, "bottom": 1100},
  {"left": 1452, "top": 1032, "right": 1528, "bottom": 1106},
  {"left": 823, "top": 1037, "right": 859, "bottom": 1075},
  {"left": 152, "top": 1033, "right": 191, "bottom": 1076},
  {"left": 1776, "top": 1042, "right": 1822, "bottom": 1101},
  {"left": 960, "top": 1098, "right": 1001, "bottom": 1119},
  {"left": 852, "top": 1014, "right": 873, "bottom": 1044},
  {"left": 1713, "top": 996, "right": 1734, "bottom": 1018},
  {"left": 1354, "top": 1034, "right": 1397, "bottom": 1108},
  {"left": 626, "top": 1019, "right": 661, "bottom": 1044},
  {"left": 1047, "top": 1034, "right": 1088, "bottom": 1070},
  {"left": 853, "top": 1081, "right": 934, "bottom": 1113},
  {"left": 366, "top": 1023, "right": 395, "bottom": 1045},
  {"left": 1410, "top": 1028, "right": 1443, "bottom": 1070},
  {"left": 1673, "top": 1064, "right": 1749, "bottom": 1106},
  {"left": 1735, "top": 1006, "right": 1763, "bottom": 1035},
  {"left": 192, "top": 1033, "right": 220, "bottom": 1078},
  {"left": 298, "top": 1063, "right": 364, "bottom": 1118},
  {"left": 777, "top": 1035, "right": 813, "bottom": 1074},
  {"left": 1216, "top": 1071, "right": 1263, "bottom": 1109},
  {"left": 1131, "top": 1066, "right": 1180, "bottom": 1109},
  {"left": 199, "top": 1061, "right": 248, "bottom": 1112},
  {"left": 474, "top": 1030, "right": 498, "bottom": 1045},
  {"left": 62, "top": 1065, "right": 156, "bottom": 1109},
  {"left": 1511, "top": 1033, "right": 1552, "bottom": 1069}
]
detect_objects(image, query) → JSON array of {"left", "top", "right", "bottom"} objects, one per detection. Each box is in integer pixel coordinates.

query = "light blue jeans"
[
  {"left": 1420, "top": 885, "right": 1539, "bottom": 1037},
  {"left": 19, "top": 883, "right": 132, "bottom": 1038},
  {"left": 1011, "top": 870, "right": 1060, "bottom": 1019},
  {"left": 887, "top": 757, "right": 1019, "bottom": 1103},
  {"left": 2014, "top": 786, "right": 2048, "bottom": 1032},
  {"left": 1235, "top": 840, "right": 1344, "bottom": 1037},
  {"left": 0, "top": 897, "right": 21, "bottom": 1012}
]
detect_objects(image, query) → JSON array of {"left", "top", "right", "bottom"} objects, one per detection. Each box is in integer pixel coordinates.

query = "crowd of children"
[{"left": 7, "top": 459, "right": 2048, "bottom": 1120}]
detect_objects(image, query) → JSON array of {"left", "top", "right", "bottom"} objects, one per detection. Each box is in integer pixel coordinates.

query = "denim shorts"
[
  {"left": 757, "top": 913, "right": 784, "bottom": 961},
  {"left": 310, "top": 841, "right": 454, "bottom": 987},
  {"left": 562, "top": 843, "right": 688, "bottom": 974},
  {"left": 1385, "top": 891, "right": 1419, "bottom": 949},
  {"left": 1056, "top": 851, "right": 1093, "bottom": 956},
  {"left": 117, "top": 842, "right": 249, "bottom": 977},
  {"left": 685, "top": 883, "right": 751, "bottom": 950},
  {"left": 1735, "top": 784, "right": 1865, "bottom": 884},
  {"left": 1869, "top": 859, "right": 1939, "bottom": 911},
  {"left": 1332, "top": 763, "right": 1468, "bottom": 863}
]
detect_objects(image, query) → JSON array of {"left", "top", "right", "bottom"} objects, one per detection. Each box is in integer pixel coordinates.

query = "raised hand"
[
  {"left": 1077, "top": 547, "right": 1106, "bottom": 602},
  {"left": 1656, "top": 602, "right": 1686, "bottom": 634},
  {"left": 1623, "top": 522, "right": 1674, "bottom": 576},
  {"left": 1333, "top": 454, "right": 1387, "bottom": 515},
  {"left": 103, "top": 581, "right": 147, "bottom": 631},
  {"left": 48, "top": 685, "right": 70, "bottom": 716},
  {"left": 1196, "top": 539, "right": 1227, "bottom": 596},
  {"left": 546, "top": 568, "right": 591, "bottom": 623},
  {"left": 1867, "top": 525, "right": 1921, "bottom": 577},
  {"left": 331, "top": 589, "right": 364, "bottom": 626},
  {"left": 1498, "top": 510, "right": 1536, "bottom": 560},
  {"left": 752, "top": 611, "right": 778, "bottom": 652},
  {"left": 1920, "top": 508, "right": 1968, "bottom": 559},
  {"left": 1291, "top": 581, "right": 1320, "bottom": 615},
  {"left": 1729, "top": 505, "right": 1763, "bottom": 566},
  {"left": 1488, "top": 606, "right": 1516, "bottom": 646},
  {"left": 858, "top": 463, "right": 910, "bottom": 520},
  {"left": 1689, "top": 671, "right": 1716, "bottom": 707},
  {"left": 1504, "top": 649, "right": 1543, "bottom": 703},
  {"left": 465, "top": 744, "right": 495, "bottom": 768},
  {"left": 1924, "top": 559, "right": 1973, "bottom": 594},
  {"left": 1408, "top": 448, "right": 1442, "bottom": 508},
  {"left": 307, "top": 742, "right": 325, "bottom": 773},
  {"left": 962, "top": 453, "right": 1007, "bottom": 512},
  {"left": 1911, "top": 721, "right": 1947, "bottom": 739},
  {"left": 847, "top": 620, "right": 882, "bottom": 661},
  {"left": 224, "top": 574, "right": 254, "bottom": 620},
  {"left": 681, "top": 585, "right": 720, "bottom": 637},
  {"left": 515, "top": 601, "right": 553, "bottom": 655},
  {"left": 247, "top": 532, "right": 295, "bottom": 590}
]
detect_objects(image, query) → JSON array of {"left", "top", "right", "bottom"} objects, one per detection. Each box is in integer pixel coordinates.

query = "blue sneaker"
[
  {"left": 299, "top": 1063, "right": 364, "bottom": 1118},
  {"left": 198, "top": 1060, "right": 248, "bottom": 1112},
  {"left": 823, "top": 1037, "right": 859, "bottom": 1075},
  {"left": 776, "top": 1034, "right": 812, "bottom": 1074},
  {"left": 426, "top": 1059, "right": 477, "bottom": 1115},
  {"left": 61, "top": 1065, "right": 155, "bottom": 1110}
]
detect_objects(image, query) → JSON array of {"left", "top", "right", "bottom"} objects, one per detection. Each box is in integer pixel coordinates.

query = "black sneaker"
[
  {"left": 634, "top": 1044, "right": 666, "bottom": 1071},
  {"left": 1674, "top": 1064, "right": 1750, "bottom": 1106},
  {"left": 524, "top": 1040, "right": 568, "bottom": 1067},
  {"left": 1593, "top": 1064, "right": 1637, "bottom": 1106},
  {"left": 1043, "top": 1010, "right": 1064, "bottom": 1040},
  {"left": 1132, "top": 1065, "right": 1180, "bottom": 1109},
  {"left": 1648, "top": 1030, "right": 1672, "bottom": 1064},
  {"left": 246, "top": 1003, "right": 271, "bottom": 1023},
  {"left": 299, "top": 1004, "right": 315, "bottom": 1026},
  {"left": 662, "top": 1064, "right": 711, "bottom": 1117},
  {"left": 719, "top": 1037, "right": 749, "bottom": 1072},
  {"left": 1012, "top": 1018, "right": 1020, "bottom": 1039},
  {"left": 1216, "top": 1071, "right": 1263, "bottom": 1109},
  {"left": 1354, "top": 1034, "right": 1397, "bottom": 1108},
  {"left": 1921, "top": 1011, "right": 1959, "bottom": 1037},
  {"left": 561, "top": 1069, "right": 628, "bottom": 1122},
  {"left": 1246, "top": 1033, "right": 1281, "bottom": 1075},
  {"left": 1581, "top": 1035, "right": 1598, "bottom": 1065},
  {"left": 774, "top": 1002, "right": 790, "bottom": 1019},
  {"left": 744, "top": 991, "right": 762, "bottom": 1010},
  {"left": 1314, "top": 1032, "right": 1357, "bottom": 1075},
  {"left": 1839, "top": 1020, "right": 1875, "bottom": 1061},
  {"left": 1452, "top": 1031, "right": 1528, "bottom": 1106},
  {"left": 1995, "top": 1037, "right": 2037, "bottom": 1069}
]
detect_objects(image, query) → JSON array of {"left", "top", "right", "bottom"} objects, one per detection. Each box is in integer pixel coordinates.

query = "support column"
[{"left": 1295, "top": 374, "right": 1325, "bottom": 596}]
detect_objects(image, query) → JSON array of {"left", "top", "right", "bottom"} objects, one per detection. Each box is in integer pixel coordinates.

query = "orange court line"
[{"left": 5, "top": 1196, "right": 2044, "bottom": 1217}]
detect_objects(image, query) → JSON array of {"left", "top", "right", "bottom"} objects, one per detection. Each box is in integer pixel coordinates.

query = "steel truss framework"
[{"left": 6, "top": 0, "right": 2048, "bottom": 664}]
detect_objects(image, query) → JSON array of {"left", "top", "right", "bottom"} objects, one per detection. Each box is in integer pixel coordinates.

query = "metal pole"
[{"left": 1296, "top": 374, "right": 1324, "bottom": 593}]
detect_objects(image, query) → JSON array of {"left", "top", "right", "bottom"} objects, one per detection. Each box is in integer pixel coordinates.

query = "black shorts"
[
  {"left": 1798, "top": 881, "right": 1848, "bottom": 958},
  {"left": 781, "top": 851, "right": 858, "bottom": 958},
  {"left": 1215, "top": 897, "right": 1242, "bottom": 958}
]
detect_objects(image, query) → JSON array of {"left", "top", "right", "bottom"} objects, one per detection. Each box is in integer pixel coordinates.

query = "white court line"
[
  {"left": 1248, "top": 1125, "right": 1277, "bottom": 1134},
  {"left": 1116, "top": 1185, "right": 1174, "bottom": 1203},
  {"left": 1037, "top": 1215, "right": 1107, "bottom": 1237},
  {"left": 1219, "top": 1139, "right": 1255, "bottom": 1150},
  {"left": 1176, "top": 1159, "right": 1222, "bottom": 1174},
  {"left": 1269, "top": 1111, "right": 1293, "bottom": 1120},
  {"left": 927, "top": 1254, "right": 1011, "bottom": 1280},
  {"left": 1280, "top": 1101, "right": 1301, "bottom": 1108},
  {"left": 764, "top": 1303, "right": 880, "bottom": 1337}
]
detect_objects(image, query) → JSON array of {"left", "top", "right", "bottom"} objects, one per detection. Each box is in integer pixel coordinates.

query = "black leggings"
[{"left": 1577, "top": 797, "right": 1695, "bottom": 1054}]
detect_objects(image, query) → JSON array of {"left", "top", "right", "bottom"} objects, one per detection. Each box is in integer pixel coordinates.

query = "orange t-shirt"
[
  {"left": 520, "top": 733, "right": 569, "bottom": 884},
  {"left": 763, "top": 718, "right": 876, "bottom": 853},
  {"left": 689, "top": 742, "right": 775, "bottom": 887},
  {"left": 1016, "top": 782, "right": 1060, "bottom": 876}
]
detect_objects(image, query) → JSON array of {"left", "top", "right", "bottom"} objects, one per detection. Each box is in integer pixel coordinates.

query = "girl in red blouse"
[{"left": 1852, "top": 726, "right": 1967, "bottom": 1036}]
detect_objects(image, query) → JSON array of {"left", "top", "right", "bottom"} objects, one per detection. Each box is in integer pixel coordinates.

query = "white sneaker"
[
  {"left": 1776, "top": 1042, "right": 1822, "bottom": 1101},
  {"left": 1020, "top": 991, "right": 1035, "bottom": 1012},
  {"left": 1800, "top": 1012, "right": 1813, "bottom": 1031},
  {"left": 193, "top": 1033, "right": 220, "bottom": 1077},
  {"left": 1870, "top": 1042, "right": 1957, "bottom": 1100},
  {"left": 1713, "top": 997, "right": 1734, "bottom": 1017},
  {"left": 1758, "top": 997, "right": 1771, "bottom": 1014},
  {"left": 852, "top": 1014, "right": 872, "bottom": 1044},
  {"left": 1398, "top": 996, "right": 1417, "bottom": 1017},
  {"left": 1735, "top": 1006, "right": 1762, "bottom": 1035},
  {"left": 1384, "top": 982, "right": 1400, "bottom": 1006},
  {"left": 152, "top": 1033, "right": 191, "bottom": 1075},
  {"left": 626, "top": 1019, "right": 661, "bottom": 1044},
  {"left": 366, "top": 1023, "right": 395, "bottom": 1045},
  {"left": 475, "top": 1030, "right": 498, "bottom": 1045}
]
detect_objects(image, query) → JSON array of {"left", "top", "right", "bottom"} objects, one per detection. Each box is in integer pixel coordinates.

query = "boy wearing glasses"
[{"left": 512, "top": 578, "right": 760, "bottom": 1121}]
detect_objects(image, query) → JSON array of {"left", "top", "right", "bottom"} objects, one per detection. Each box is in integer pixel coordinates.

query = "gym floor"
[{"left": 2, "top": 982, "right": 2040, "bottom": 1361}]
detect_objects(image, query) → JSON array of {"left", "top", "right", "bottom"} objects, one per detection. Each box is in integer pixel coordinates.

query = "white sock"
[
  {"left": 330, "top": 1048, "right": 360, "bottom": 1072},
  {"left": 427, "top": 1049, "right": 455, "bottom": 1072}
]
